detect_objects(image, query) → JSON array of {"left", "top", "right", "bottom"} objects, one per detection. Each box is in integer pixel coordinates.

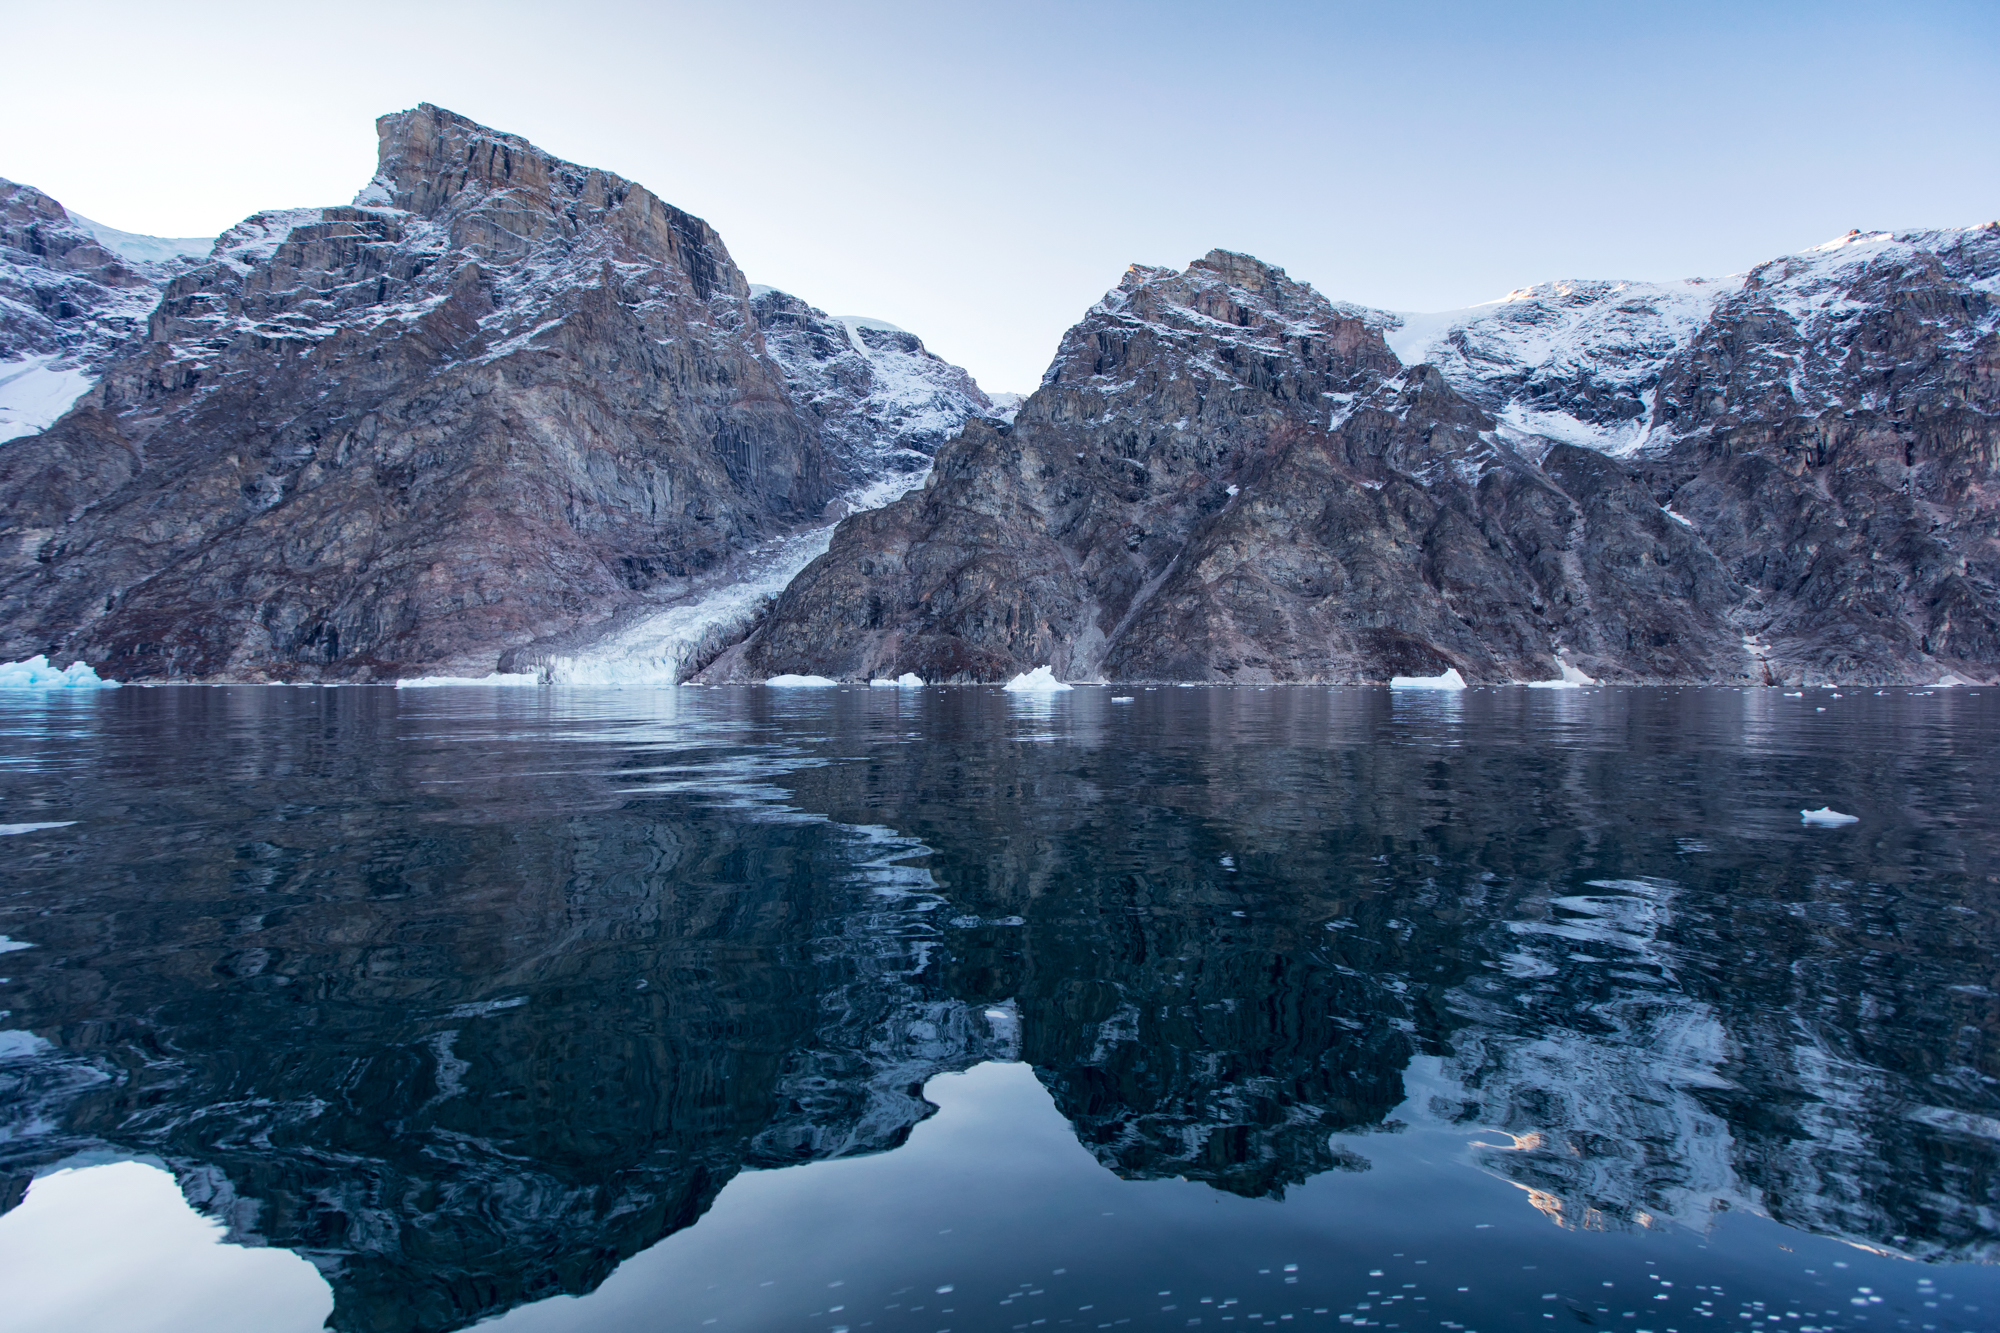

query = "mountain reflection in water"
[{"left": 0, "top": 684, "right": 1995, "bottom": 1333}]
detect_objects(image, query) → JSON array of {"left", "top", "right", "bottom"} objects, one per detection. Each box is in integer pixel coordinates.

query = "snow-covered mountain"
[
  {"left": 0, "top": 106, "right": 996, "bottom": 682},
  {"left": 0, "top": 179, "right": 209, "bottom": 442}
]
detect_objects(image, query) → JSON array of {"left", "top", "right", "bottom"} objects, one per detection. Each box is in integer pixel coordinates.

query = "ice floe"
[
  {"left": 1389, "top": 668, "right": 1466, "bottom": 690},
  {"left": 1003, "top": 666, "right": 1072, "bottom": 692},
  {"left": 393, "top": 673, "right": 540, "bottom": 688},
  {"left": 1800, "top": 807, "right": 1860, "bottom": 827},
  {"left": 0, "top": 656, "right": 118, "bottom": 689},
  {"left": 765, "top": 674, "right": 839, "bottom": 688}
]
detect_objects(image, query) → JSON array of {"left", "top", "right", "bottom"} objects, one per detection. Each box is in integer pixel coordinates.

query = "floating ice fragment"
[
  {"left": 395, "top": 672, "right": 539, "bottom": 688},
  {"left": 1801, "top": 807, "right": 1859, "bottom": 827},
  {"left": 897, "top": 672, "right": 925, "bottom": 687},
  {"left": 0, "top": 822, "right": 74, "bottom": 836},
  {"left": 869, "top": 679, "right": 898, "bottom": 687},
  {"left": 1003, "top": 666, "right": 1072, "bottom": 693},
  {"left": 1111, "top": 696, "right": 1134, "bottom": 703},
  {"left": 1390, "top": 668, "right": 1466, "bottom": 690},
  {"left": 0, "top": 935, "right": 36, "bottom": 953},
  {"left": 0, "top": 655, "right": 119, "bottom": 689},
  {"left": 764, "top": 674, "right": 839, "bottom": 688}
]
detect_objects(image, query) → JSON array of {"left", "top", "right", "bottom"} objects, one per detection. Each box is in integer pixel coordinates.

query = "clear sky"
[{"left": 6, "top": 0, "right": 1995, "bottom": 392}]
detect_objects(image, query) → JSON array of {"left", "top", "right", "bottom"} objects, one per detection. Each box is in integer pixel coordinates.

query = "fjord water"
[{"left": 0, "top": 685, "right": 1996, "bottom": 1333}]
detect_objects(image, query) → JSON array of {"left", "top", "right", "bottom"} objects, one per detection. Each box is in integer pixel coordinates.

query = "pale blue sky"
[{"left": 7, "top": 0, "right": 1995, "bottom": 390}]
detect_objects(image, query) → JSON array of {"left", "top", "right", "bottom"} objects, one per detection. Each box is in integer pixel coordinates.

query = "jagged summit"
[{"left": 0, "top": 105, "right": 992, "bottom": 682}]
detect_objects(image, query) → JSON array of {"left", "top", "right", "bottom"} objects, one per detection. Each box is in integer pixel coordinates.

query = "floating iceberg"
[
  {"left": 0, "top": 655, "right": 118, "bottom": 689},
  {"left": 765, "top": 674, "right": 839, "bottom": 688},
  {"left": 870, "top": 672, "right": 927, "bottom": 687},
  {"left": 394, "top": 672, "right": 540, "bottom": 688},
  {"left": 0, "top": 822, "right": 75, "bottom": 836},
  {"left": 1800, "top": 807, "right": 1860, "bottom": 827},
  {"left": 1003, "top": 666, "right": 1072, "bottom": 693},
  {"left": 1390, "top": 667, "right": 1466, "bottom": 690}
]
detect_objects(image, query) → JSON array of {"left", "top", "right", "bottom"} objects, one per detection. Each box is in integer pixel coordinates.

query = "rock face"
[
  {"left": 750, "top": 286, "right": 992, "bottom": 480},
  {"left": 716, "top": 251, "right": 1749, "bottom": 684},
  {"left": 0, "top": 106, "right": 989, "bottom": 682},
  {"left": 0, "top": 180, "right": 203, "bottom": 442},
  {"left": 721, "top": 229, "right": 2000, "bottom": 685}
]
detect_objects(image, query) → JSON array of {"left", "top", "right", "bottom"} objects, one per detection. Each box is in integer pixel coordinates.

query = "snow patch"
[
  {"left": 1003, "top": 666, "right": 1072, "bottom": 693},
  {"left": 0, "top": 656, "right": 118, "bottom": 689},
  {"left": 0, "top": 1029, "right": 53, "bottom": 1058},
  {"left": 67, "top": 213, "right": 213, "bottom": 267},
  {"left": 0, "top": 356, "right": 95, "bottom": 442}
]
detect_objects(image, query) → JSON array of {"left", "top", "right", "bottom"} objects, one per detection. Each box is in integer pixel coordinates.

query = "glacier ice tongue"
[{"left": 1390, "top": 667, "right": 1467, "bottom": 690}]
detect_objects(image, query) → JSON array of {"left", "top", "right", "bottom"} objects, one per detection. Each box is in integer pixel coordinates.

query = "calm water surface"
[{"left": 0, "top": 684, "right": 1995, "bottom": 1333}]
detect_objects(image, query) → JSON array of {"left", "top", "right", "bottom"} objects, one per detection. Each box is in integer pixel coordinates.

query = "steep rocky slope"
[
  {"left": 0, "top": 106, "right": 990, "bottom": 682},
  {"left": 715, "top": 250, "right": 1749, "bottom": 684},
  {"left": 0, "top": 180, "right": 204, "bottom": 442},
  {"left": 720, "top": 228, "right": 2000, "bottom": 685}
]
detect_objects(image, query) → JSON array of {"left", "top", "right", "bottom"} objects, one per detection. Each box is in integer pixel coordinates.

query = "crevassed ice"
[
  {"left": 547, "top": 470, "right": 930, "bottom": 687},
  {"left": 0, "top": 656, "right": 119, "bottom": 689}
]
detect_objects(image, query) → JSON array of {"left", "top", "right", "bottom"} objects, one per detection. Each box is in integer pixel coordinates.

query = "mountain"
[
  {"left": 0, "top": 179, "right": 204, "bottom": 442},
  {"left": 0, "top": 106, "right": 993, "bottom": 682},
  {"left": 715, "top": 227, "right": 2000, "bottom": 685}
]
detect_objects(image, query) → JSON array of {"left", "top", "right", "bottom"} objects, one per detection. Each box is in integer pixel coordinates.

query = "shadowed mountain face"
[
  {"left": 2, "top": 687, "right": 1996, "bottom": 1331},
  {"left": 0, "top": 107, "right": 992, "bottom": 684}
]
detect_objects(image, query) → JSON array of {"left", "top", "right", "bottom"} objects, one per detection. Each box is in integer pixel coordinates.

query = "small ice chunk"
[
  {"left": 0, "top": 822, "right": 75, "bottom": 836},
  {"left": 0, "top": 656, "right": 119, "bottom": 689},
  {"left": 1390, "top": 668, "right": 1466, "bottom": 690},
  {"left": 1226, "top": 484, "right": 1240, "bottom": 497},
  {"left": 1111, "top": 696, "right": 1134, "bottom": 703},
  {"left": 1801, "top": 807, "right": 1859, "bottom": 827},
  {"left": 897, "top": 672, "right": 925, "bottom": 687},
  {"left": 764, "top": 674, "right": 839, "bottom": 687},
  {"left": 1003, "top": 666, "right": 1072, "bottom": 693}
]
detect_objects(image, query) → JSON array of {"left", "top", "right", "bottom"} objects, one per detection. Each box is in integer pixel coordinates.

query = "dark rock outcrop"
[
  {"left": 714, "top": 251, "right": 1751, "bottom": 684},
  {"left": 0, "top": 105, "right": 989, "bottom": 682}
]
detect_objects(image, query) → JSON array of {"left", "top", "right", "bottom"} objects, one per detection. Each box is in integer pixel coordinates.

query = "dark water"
[{"left": 1, "top": 684, "right": 1997, "bottom": 1333}]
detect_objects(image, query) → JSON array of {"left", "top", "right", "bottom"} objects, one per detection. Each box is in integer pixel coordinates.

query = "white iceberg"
[
  {"left": 0, "top": 822, "right": 75, "bottom": 836},
  {"left": 869, "top": 679, "right": 898, "bottom": 687},
  {"left": 897, "top": 672, "right": 924, "bottom": 687},
  {"left": 0, "top": 656, "right": 118, "bottom": 690},
  {"left": 1801, "top": 807, "right": 1860, "bottom": 827},
  {"left": 1390, "top": 667, "right": 1466, "bottom": 690},
  {"left": 394, "top": 672, "right": 540, "bottom": 688},
  {"left": 1003, "top": 666, "right": 1071, "bottom": 693},
  {"left": 764, "top": 674, "right": 839, "bottom": 688}
]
